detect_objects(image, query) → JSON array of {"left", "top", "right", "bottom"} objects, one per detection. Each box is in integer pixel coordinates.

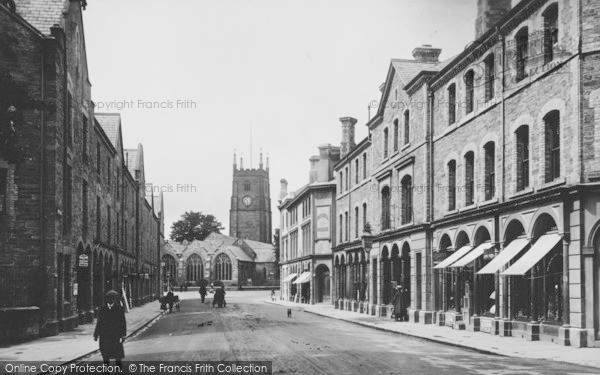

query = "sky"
[{"left": 82, "top": 0, "right": 479, "bottom": 239}]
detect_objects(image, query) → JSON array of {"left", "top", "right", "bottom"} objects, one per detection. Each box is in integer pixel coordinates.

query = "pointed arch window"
[{"left": 215, "top": 253, "right": 232, "bottom": 280}]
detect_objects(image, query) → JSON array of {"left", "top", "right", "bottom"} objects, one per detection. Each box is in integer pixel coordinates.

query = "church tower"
[{"left": 229, "top": 150, "right": 272, "bottom": 243}]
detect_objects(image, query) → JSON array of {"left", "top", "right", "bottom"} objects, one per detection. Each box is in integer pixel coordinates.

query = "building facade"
[
  {"left": 162, "top": 233, "right": 277, "bottom": 288},
  {"left": 0, "top": 0, "right": 164, "bottom": 344},
  {"left": 326, "top": 0, "right": 600, "bottom": 348},
  {"left": 229, "top": 152, "right": 272, "bottom": 243},
  {"left": 279, "top": 144, "right": 339, "bottom": 304}
]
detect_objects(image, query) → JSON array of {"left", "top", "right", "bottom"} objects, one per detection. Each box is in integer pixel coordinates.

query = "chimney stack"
[
  {"left": 412, "top": 45, "right": 442, "bottom": 63},
  {"left": 309, "top": 156, "right": 320, "bottom": 183},
  {"left": 475, "top": 0, "right": 511, "bottom": 39},
  {"left": 279, "top": 179, "right": 288, "bottom": 201},
  {"left": 340, "top": 117, "right": 357, "bottom": 158}
]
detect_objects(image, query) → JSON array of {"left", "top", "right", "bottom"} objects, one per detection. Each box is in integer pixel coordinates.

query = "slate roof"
[
  {"left": 225, "top": 245, "right": 253, "bottom": 262},
  {"left": 391, "top": 59, "right": 441, "bottom": 85},
  {"left": 205, "top": 233, "right": 238, "bottom": 247},
  {"left": 14, "top": 0, "right": 67, "bottom": 35},
  {"left": 95, "top": 113, "right": 121, "bottom": 148}
]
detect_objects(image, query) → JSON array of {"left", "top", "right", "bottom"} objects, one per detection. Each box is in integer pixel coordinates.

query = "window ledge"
[
  {"left": 401, "top": 143, "right": 411, "bottom": 151},
  {"left": 459, "top": 204, "right": 477, "bottom": 213},
  {"left": 391, "top": 150, "right": 400, "bottom": 158},
  {"left": 536, "top": 178, "right": 566, "bottom": 193},
  {"left": 444, "top": 209, "right": 459, "bottom": 217},
  {"left": 398, "top": 222, "right": 413, "bottom": 229},
  {"left": 509, "top": 187, "right": 534, "bottom": 199},
  {"left": 478, "top": 197, "right": 499, "bottom": 208}
]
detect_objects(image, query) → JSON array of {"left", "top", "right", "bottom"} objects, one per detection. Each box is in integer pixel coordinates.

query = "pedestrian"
[
  {"left": 271, "top": 288, "right": 276, "bottom": 301},
  {"left": 199, "top": 285, "right": 207, "bottom": 303},
  {"left": 94, "top": 290, "right": 126, "bottom": 370},
  {"left": 221, "top": 286, "right": 227, "bottom": 307},
  {"left": 213, "top": 287, "right": 222, "bottom": 308},
  {"left": 165, "top": 289, "right": 175, "bottom": 312},
  {"left": 392, "top": 285, "right": 407, "bottom": 321}
]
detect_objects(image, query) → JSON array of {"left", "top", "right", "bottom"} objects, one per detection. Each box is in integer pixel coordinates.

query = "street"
[{"left": 84, "top": 292, "right": 597, "bottom": 374}]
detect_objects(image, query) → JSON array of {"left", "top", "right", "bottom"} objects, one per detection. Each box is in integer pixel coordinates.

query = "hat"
[{"left": 104, "top": 290, "right": 119, "bottom": 298}]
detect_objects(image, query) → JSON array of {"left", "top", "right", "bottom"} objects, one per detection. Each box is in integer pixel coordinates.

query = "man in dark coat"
[
  {"left": 199, "top": 285, "right": 207, "bottom": 303},
  {"left": 94, "top": 290, "right": 126, "bottom": 368},
  {"left": 392, "top": 285, "right": 407, "bottom": 321}
]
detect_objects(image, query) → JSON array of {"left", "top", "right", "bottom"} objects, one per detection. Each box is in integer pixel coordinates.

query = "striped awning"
[
  {"left": 281, "top": 273, "right": 298, "bottom": 283},
  {"left": 292, "top": 272, "right": 312, "bottom": 284},
  {"left": 433, "top": 246, "right": 473, "bottom": 269}
]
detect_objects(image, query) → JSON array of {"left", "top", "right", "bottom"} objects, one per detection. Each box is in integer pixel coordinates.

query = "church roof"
[
  {"left": 205, "top": 233, "right": 238, "bottom": 247},
  {"left": 224, "top": 245, "right": 253, "bottom": 262}
]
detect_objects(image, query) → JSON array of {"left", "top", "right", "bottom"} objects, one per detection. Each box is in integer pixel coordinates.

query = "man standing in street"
[{"left": 94, "top": 290, "right": 126, "bottom": 369}]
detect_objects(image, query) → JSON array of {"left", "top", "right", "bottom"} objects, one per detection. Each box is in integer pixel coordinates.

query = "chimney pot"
[{"left": 279, "top": 179, "right": 288, "bottom": 201}]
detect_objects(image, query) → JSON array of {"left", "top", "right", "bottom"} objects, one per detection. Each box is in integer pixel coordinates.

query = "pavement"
[
  {"left": 267, "top": 297, "right": 600, "bottom": 370},
  {"left": 0, "top": 292, "right": 196, "bottom": 364}
]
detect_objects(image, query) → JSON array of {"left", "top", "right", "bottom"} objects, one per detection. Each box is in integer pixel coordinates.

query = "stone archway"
[{"left": 315, "top": 264, "right": 330, "bottom": 303}]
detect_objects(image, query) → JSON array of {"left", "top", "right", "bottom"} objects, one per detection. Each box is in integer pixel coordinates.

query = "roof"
[
  {"left": 14, "top": 0, "right": 67, "bottom": 35},
  {"left": 225, "top": 245, "right": 253, "bottom": 262},
  {"left": 95, "top": 113, "right": 121, "bottom": 147},
  {"left": 391, "top": 59, "right": 441, "bottom": 85},
  {"left": 205, "top": 233, "right": 238, "bottom": 246}
]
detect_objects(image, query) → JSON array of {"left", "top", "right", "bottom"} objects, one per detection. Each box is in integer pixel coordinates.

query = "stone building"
[
  {"left": 229, "top": 151, "right": 272, "bottom": 243},
  {"left": 331, "top": 118, "right": 374, "bottom": 312},
  {"left": 162, "top": 233, "right": 277, "bottom": 288},
  {"left": 0, "top": 0, "right": 164, "bottom": 344},
  {"left": 330, "top": 0, "right": 600, "bottom": 348},
  {"left": 279, "top": 144, "right": 339, "bottom": 304}
]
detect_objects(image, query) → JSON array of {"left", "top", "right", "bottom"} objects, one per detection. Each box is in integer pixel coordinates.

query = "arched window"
[
  {"left": 362, "top": 203, "right": 367, "bottom": 233},
  {"left": 448, "top": 160, "right": 457, "bottom": 211},
  {"left": 339, "top": 214, "right": 343, "bottom": 243},
  {"left": 345, "top": 211, "right": 349, "bottom": 242},
  {"left": 484, "top": 142, "right": 495, "bottom": 200},
  {"left": 339, "top": 171, "right": 343, "bottom": 193},
  {"left": 448, "top": 84, "right": 456, "bottom": 124},
  {"left": 484, "top": 54, "right": 495, "bottom": 102},
  {"left": 393, "top": 119, "right": 399, "bottom": 152},
  {"left": 465, "top": 70, "right": 475, "bottom": 114},
  {"left": 543, "top": 4, "right": 559, "bottom": 64},
  {"left": 355, "top": 159, "right": 359, "bottom": 185},
  {"left": 381, "top": 186, "right": 391, "bottom": 230},
  {"left": 214, "top": 253, "right": 232, "bottom": 280},
  {"left": 186, "top": 254, "right": 203, "bottom": 282},
  {"left": 401, "top": 175, "right": 413, "bottom": 225},
  {"left": 383, "top": 128, "right": 389, "bottom": 159},
  {"left": 544, "top": 110, "right": 560, "bottom": 182},
  {"left": 362, "top": 153, "right": 367, "bottom": 179},
  {"left": 516, "top": 126, "right": 530, "bottom": 191},
  {"left": 516, "top": 27, "right": 529, "bottom": 81},
  {"left": 464, "top": 151, "right": 475, "bottom": 206}
]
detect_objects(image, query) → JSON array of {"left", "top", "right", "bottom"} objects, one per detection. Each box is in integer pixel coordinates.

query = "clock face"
[{"left": 242, "top": 196, "right": 253, "bottom": 207}]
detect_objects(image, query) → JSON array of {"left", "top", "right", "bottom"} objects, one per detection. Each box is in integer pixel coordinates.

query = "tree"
[
  {"left": 273, "top": 228, "right": 280, "bottom": 279},
  {"left": 170, "top": 211, "right": 224, "bottom": 242}
]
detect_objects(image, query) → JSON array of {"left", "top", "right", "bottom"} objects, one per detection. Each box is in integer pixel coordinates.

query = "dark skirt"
[{"left": 100, "top": 336, "right": 124, "bottom": 359}]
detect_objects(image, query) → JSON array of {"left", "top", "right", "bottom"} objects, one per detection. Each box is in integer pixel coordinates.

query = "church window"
[
  {"left": 214, "top": 253, "right": 232, "bottom": 280},
  {"left": 187, "top": 254, "right": 203, "bottom": 282},
  {"left": 244, "top": 181, "right": 251, "bottom": 191}
]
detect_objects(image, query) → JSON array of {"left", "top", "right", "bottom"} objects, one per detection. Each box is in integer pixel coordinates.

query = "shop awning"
[
  {"left": 477, "top": 238, "right": 529, "bottom": 275},
  {"left": 292, "top": 272, "right": 312, "bottom": 284},
  {"left": 501, "top": 234, "right": 562, "bottom": 276},
  {"left": 281, "top": 273, "right": 298, "bottom": 283},
  {"left": 433, "top": 245, "right": 473, "bottom": 269},
  {"left": 449, "top": 242, "right": 494, "bottom": 268}
]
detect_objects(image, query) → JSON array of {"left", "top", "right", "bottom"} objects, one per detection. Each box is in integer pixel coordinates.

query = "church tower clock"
[{"left": 229, "top": 150, "right": 272, "bottom": 243}]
